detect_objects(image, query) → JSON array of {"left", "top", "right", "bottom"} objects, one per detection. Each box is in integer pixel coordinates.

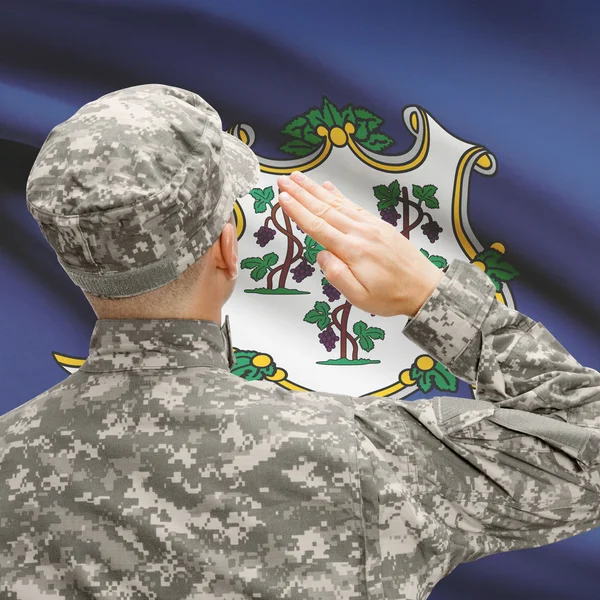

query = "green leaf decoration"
[
  {"left": 231, "top": 350, "right": 277, "bottom": 381},
  {"left": 322, "top": 97, "right": 344, "bottom": 128},
  {"left": 281, "top": 116, "right": 307, "bottom": 140},
  {"left": 250, "top": 187, "right": 275, "bottom": 214},
  {"left": 280, "top": 139, "right": 318, "bottom": 158},
  {"left": 412, "top": 184, "right": 424, "bottom": 200},
  {"left": 263, "top": 252, "right": 278, "bottom": 267},
  {"left": 341, "top": 105, "right": 356, "bottom": 124},
  {"left": 302, "top": 124, "right": 323, "bottom": 146},
  {"left": 353, "top": 320, "right": 386, "bottom": 353},
  {"left": 321, "top": 277, "right": 329, "bottom": 286},
  {"left": 373, "top": 184, "right": 391, "bottom": 202},
  {"left": 241, "top": 252, "right": 279, "bottom": 282},
  {"left": 410, "top": 358, "right": 458, "bottom": 393},
  {"left": 304, "top": 235, "right": 325, "bottom": 265},
  {"left": 303, "top": 301, "right": 331, "bottom": 330},
  {"left": 354, "top": 107, "right": 383, "bottom": 131},
  {"left": 280, "top": 101, "right": 393, "bottom": 155},
  {"left": 422, "top": 185, "right": 439, "bottom": 209},
  {"left": 474, "top": 249, "right": 520, "bottom": 292},
  {"left": 412, "top": 184, "right": 439, "bottom": 209},
  {"left": 373, "top": 180, "right": 401, "bottom": 210},
  {"left": 305, "top": 107, "right": 327, "bottom": 129},
  {"left": 420, "top": 249, "right": 448, "bottom": 270},
  {"left": 388, "top": 180, "right": 401, "bottom": 199},
  {"left": 355, "top": 121, "right": 369, "bottom": 141},
  {"left": 362, "top": 132, "right": 394, "bottom": 152},
  {"left": 240, "top": 257, "right": 263, "bottom": 269}
]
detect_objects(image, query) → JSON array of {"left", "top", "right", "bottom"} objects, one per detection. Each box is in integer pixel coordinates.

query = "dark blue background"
[{"left": 1, "top": 1, "right": 599, "bottom": 598}]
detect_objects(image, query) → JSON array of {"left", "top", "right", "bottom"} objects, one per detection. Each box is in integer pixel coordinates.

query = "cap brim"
[{"left": 221, "top": 131, "right": 260, "bottom": 199}]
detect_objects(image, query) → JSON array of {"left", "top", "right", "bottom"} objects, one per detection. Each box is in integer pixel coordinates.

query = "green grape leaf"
[
  {"left": 353, "top": 321, "right": 385, "bottom": 353},
  {"left": 250, "top": 266, "right": 268, "bottom": 281},
  {"left": 413, "top": 184, "right": 439, "bottom": 208},
  {"left": 322, "top": 97, "right": 344, "bottom": 127},
  {"left": 410, "top": 367, "right": 434, "bottom": 393},
  {"left": 354, "top": 107, "right": 383, "bottom": 130},
  {"left": 231, "top": 350, "right": 277, "bottom": 381},
  {"left": 421, "top": 184, "right": 439, "bottom": 209},
  {"left": 373, "top": 182, "right": 400, "bottom": 210},
  {"left": 486, "top": 274, "right": 502, "bottom": 292},
  {"left": 373, "top": 184, "right": 392, "bottom": 201},
  {"left": 341, "top": 105, "right": 356, "bottom": 124},
  {"left": 353, "top": 321, "right": 367, "bottom": 337},
  {"left": 366, "top": 326, "right": 385, "bottom": 340},
  {"left": 362, "top": 132, "right": 394, "bottom": 152},
  {"left": 263, "top": 252, "right": 278, "bottom": 268},
  {"left": 304, "top": 235, "right": 325, "bottom": 264},
  {"left": 304, "top": 300, "right": 331, "bottom": 330},
  {"left": 240, "top": 257, "right": 263, "bottom": 269},
  {"left": 412, "top": 184, "right": 424, "bottom": 200},
  {"left": 305, "top": 107, "right": 327, "bottom": 129},
  {"left": 357, "top": 335, "right": 375, "bottom": 352},
  {"left": 281, "top": 116, "right": 307, "bottom": 140},
  {"left": 474, "top": 249, "right": 520, "bottom": 291},
  {"left": 280, "top": 139, "right": 318, "bottom": 158},
  {"left": 410, "top": 360, "right": 458, "bottom": 393},
  {"left": 302, "top": 124, "right": 323, "bottom": 146},
  {"left": 241, "top": 252, "right": 279, "bottom": 282},
  {"left": 430, "top": 363, "right": 458, "bottom": 392},
  {"left": 420, "top": 249, "right": 448, "bottom": 270},
  {"left": 250, "top": 187, "right": 275, "bottom": 214},
  {"left": 355, "top": 121, "right": 369, "bottom": 141},
  {"left": 489, "top": 264, "right": 520, "bottom": 281},
  {"left": 388, "top": 179, "right": 401, "bottom": 199},
  {"left": 314, "top": 301, "right": 330, "bottom": 315},
  {"left": 321, "top": 277, "right": 329, "bottom": 286}
]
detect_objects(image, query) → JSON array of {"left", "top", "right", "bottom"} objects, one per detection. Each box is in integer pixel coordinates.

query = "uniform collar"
[{"left": 82, "top": 316, "right": 234, "bottom": 373}]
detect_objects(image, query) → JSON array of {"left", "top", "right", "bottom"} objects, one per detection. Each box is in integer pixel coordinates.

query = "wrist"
[{"left": 406, "top": 269, "right": 444, "bottom": 318}]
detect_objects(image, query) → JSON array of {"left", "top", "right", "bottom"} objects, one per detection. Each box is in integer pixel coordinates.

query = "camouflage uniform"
[{"left": 6, "top": 84, "right": 599, "bottom": 599}]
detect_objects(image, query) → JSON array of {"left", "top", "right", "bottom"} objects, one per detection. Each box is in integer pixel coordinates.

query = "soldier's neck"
[{"left": 90, "top": 299, "right": 223, "bottom": 325}]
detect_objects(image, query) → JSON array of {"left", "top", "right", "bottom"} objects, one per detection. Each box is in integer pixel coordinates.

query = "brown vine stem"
[
  {"left": 331, "top": 301, "right": 358, "bottom": 361},
  {"left": 266, "top": 203, "right": 304, "bottom": 288},
  {"left": 400, "top": 186, "right": 425, "bottom": 240}
]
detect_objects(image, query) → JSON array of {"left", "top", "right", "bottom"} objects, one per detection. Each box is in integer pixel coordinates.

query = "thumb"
[{"left": 317, "top": 250, "right": 365, "bottom": 304}]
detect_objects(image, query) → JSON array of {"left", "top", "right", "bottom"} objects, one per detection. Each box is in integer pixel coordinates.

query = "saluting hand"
[{"left": 277, "top": 172, "right": 444, "bottom": 318}]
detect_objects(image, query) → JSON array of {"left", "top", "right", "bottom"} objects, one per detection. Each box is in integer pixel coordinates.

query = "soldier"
[{"left": 3, "top": 83, "right": 599, "bottom": 599}]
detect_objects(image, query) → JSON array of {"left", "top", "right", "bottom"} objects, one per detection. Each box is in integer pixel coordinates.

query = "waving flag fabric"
[{"left": 1, "top": 1, "right": 599, "bottom": 598}]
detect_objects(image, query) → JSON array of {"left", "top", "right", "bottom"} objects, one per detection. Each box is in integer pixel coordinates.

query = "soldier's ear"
[{"left": 214, "top": 220, "right": 238, "bottom": 280}]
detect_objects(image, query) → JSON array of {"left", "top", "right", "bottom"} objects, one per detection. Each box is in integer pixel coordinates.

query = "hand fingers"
[
  {"left": 291, "top": 172, "right": 378, "bottom": 224},
  {"left": 278, "top": 176, "right": 359, "bottom": 234},
  {"left": 317, "top": 251, "right": 366, "bottom": 303},
  {"left": 322, "top": 181, "right": 345, "bottom": 199},
  {"left": 278, "top": 192, "right": 351, "bottom": 258}
]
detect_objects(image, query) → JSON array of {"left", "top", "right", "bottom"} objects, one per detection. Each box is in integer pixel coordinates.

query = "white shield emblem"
[{"left": 226, "top": 100, "right": 518, "bottom": 398}]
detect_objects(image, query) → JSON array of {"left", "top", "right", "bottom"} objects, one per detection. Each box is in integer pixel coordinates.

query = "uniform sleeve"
[{"left": 373, "top": 260, "right": 600, "bottom": 565}]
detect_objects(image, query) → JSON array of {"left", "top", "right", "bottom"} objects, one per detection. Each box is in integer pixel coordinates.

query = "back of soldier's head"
[{"left": 26, "top": 84, "right": 259, "bottom": 316}]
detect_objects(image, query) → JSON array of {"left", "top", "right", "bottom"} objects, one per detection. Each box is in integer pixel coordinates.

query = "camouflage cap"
[{"left": 26, "top": 84, "right": 259, "bottom": 298}]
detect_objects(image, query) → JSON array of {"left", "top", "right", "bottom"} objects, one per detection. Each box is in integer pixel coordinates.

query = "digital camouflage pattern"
[
  {"left": 1, "top": 259, "right": 599, "bottom": 599},
  {"left": 26, "top": 84, "right": 259, "bottom": 298}
]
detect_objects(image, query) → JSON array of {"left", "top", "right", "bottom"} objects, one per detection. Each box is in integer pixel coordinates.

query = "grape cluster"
[
  {"left": 254, "top": 226, "right": 276, "bottom": 247},
  {"left": 318, "top": 326, "right": 339, "bottom": 352},
  {"left": 421, "top": 220, "right": 443, "bottom": 243},
  {"left": 290, "top": 259, "right": 315, "bottom": 283},
  {"left": 380, "top": 207, "right": 400, "bottom": 226},
  {"left": 323, "top": 282, "right": 341, "bottom": 302}
]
